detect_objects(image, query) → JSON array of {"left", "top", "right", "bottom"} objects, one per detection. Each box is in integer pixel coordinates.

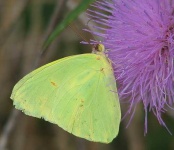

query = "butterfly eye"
[
  {"left": 97, "top": 44, "right": 105, "bottom": 52},
  {"left": 93, "top": 44, "right": 105, "bottom": 53}
]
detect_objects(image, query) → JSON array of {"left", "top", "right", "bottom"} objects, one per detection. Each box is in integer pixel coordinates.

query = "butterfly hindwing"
[{"left": 11, "top": 54, "right": 121, "bottom": 143}]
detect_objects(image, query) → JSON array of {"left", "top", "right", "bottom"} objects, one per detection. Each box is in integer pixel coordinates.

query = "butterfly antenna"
[
  {"left": 68, "top": 23, "right": 89, "bottom": 44},
  {"left": 86, "top": 18, "right": 97, "bottom": 41}
]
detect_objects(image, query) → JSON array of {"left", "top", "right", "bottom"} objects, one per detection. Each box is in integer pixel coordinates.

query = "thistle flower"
[{"left": 88, "top": 0, "right": 174, "bottom": 133}]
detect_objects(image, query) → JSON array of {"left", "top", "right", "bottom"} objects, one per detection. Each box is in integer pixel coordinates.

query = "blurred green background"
[{"left": 0, "top": 0, "right": 174, "bottom": 150}]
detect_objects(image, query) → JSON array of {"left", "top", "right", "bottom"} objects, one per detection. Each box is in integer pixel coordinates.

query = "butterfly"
[{"left": 11, "top": 43, "right": 121, "bottom": 143}]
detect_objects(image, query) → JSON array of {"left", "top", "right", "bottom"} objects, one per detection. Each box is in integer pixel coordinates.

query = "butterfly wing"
[{"left": 11, "top": 54, "right": 121, "bottom": 143}]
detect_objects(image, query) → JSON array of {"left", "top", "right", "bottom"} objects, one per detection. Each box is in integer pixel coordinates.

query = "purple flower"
[{"left": 88, "top": 0, "right": 174, "bottom": 133}]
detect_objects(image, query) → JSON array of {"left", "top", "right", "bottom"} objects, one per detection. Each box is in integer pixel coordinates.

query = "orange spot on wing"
[
  {"left": 51, "top": 81, "right": 57, "bottom": 87},
  {"left": 80, "top": 99, "right": 84, "bottom": 107},
  {"left": 96, "top": 56, "right": 101, "bottom": 60},
  {"left": 81, "top": 99, "right": 84, "bottom": 103},
  {"left": 100, "top": 68, "right": 104, "bottom": 72}
]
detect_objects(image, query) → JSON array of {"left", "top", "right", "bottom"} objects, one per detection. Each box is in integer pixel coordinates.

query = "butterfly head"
[{"left": 92, "top": 43, "right": 105, "bottom": 54}]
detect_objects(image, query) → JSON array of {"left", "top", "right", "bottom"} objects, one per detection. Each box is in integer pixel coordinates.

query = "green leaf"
[{"left": 43, "top": 0, "right": 95, "bottom": 50}]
